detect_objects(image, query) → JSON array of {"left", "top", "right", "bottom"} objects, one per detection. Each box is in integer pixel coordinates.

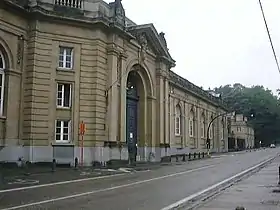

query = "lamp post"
[
  {"left": 206, "top": 111, "right": 255, "bottom": 156},
  {"left": 206, "top": 112, "right": 235, "bottom": 157}
]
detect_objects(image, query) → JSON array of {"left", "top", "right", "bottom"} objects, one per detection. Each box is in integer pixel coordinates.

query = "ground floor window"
[{"left": 55, "top": 120, "right": 71, "bottom": 142}]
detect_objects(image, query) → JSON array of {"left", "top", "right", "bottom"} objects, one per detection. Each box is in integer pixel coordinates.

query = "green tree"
[{"left": 211, "top": 84, "right": 280, "bottom": 146}]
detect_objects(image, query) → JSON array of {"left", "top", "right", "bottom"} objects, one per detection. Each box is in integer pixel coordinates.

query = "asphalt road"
[{"left": 0, "top": 149, "right": 279, "bottom": 210}]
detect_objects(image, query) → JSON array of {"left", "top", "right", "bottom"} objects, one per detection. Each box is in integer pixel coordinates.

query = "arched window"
[
  {"left": 189, "top": 111, "right": 194, "bottom": 137},
  {"left": 201, "top": 113, "right": 206, "bottom": 138},
  {"left": 0, "top": 51, "right": 5, "bottom": 116},
  {"left": 209, "top": 116, "right": 213, "bottom": 139},
  {"left": 221, "top": 118, "right": 225, "bottom": 140},
  {"left": 175, "top": 105, "right": 181, "bottom": 136}
]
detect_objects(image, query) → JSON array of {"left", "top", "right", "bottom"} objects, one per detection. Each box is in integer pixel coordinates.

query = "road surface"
[{"left": 0, "top": 149, "right": 278, "bottom": 210}]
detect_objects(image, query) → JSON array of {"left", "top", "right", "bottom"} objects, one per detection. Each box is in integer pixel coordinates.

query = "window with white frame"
[
  {"left": 189, "top": 113, "right": 194, "bottom": 137},
  {"left": 175, "top": 105, "right": 181, "bottom": 136},
  {"left": 0, "top": 51, "right": 5, "bottom": 116},
  {"left": 58, "top": 47, "right": 73, "bottom": 69},
  {"left": 55, "top": 120, "right": 71, "bottom": 142},
  {"left": 57, "top": 83, "right": 71, "bottom": 108}
]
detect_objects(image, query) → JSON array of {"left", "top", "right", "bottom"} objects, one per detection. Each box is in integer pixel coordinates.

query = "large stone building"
[
  {"left": 228, "top": 114, "right": 255, "bottom": 150},
  {"left": 0, "top": 0, "right": 228, "bottom": 165}
]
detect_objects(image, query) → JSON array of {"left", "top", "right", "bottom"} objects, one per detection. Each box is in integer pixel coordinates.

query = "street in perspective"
[
  {"left": 0, "top": 148, "right": 279, "bottom": 210},
  {"left": 1, "top": 0, "right": 280, "bottom": 210}
]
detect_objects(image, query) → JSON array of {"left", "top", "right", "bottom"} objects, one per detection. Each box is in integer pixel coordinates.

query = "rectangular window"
[
  {"left": 55, "top": 120, "right": 71, "bottom": 142},
  {"left": 59, "top": 47, "right": 73, "bottom": 69},
  {"left": 57, "top": 83, "right": 71, "bottom": 108},
  {"left": 0, "top": 73, "right": 3, "bottom": 116},
  {"left": 175, "top": 116, "right": 180, "bottom": 135},
  {"left": 189, "top": 119, "right": 193, "bottom": 137}
]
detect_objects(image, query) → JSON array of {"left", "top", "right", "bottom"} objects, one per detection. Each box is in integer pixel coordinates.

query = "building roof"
[
  {"left": 3, "top": 0, "right": 228, "bottom": 110},
  {"left": 169, "top": 71, "right": 228, "bottom": 109}
]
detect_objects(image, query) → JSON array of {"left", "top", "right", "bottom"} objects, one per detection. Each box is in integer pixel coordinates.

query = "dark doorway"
[{"left": 126, "top": 71, "right": 139, "bottom": 163}]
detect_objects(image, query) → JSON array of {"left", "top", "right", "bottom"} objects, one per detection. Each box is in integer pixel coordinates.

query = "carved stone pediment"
[{"left": 127, "top": 24, "right": 175, "bottom": 67}]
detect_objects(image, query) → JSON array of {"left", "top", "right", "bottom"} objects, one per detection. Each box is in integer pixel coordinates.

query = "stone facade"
[
  {"left": 228, "top": 114, "right": 255, "bottom": 150},
  {"left": 0, "top": 0, "right": 228, "bottom": 165}
]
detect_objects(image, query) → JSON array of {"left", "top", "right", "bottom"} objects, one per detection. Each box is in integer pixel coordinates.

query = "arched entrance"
[{"left": 125, "top": 64, "right": 153, "bottom": 163}]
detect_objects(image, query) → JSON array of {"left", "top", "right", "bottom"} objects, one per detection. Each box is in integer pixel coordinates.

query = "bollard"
[
  {"left": 189, "top": 153, "right": 191, "bottom": 160},
  {"left": 175, "top": 155, "right": 179, "bottom": 162},
  {"left": 52, "top": 159, "right": 56, "bottom": 172},
  {"left": 194, "top": 152, "right": 196, "bottom": 159},
  {"left": 202, "top": 152, "right": 205, "bottom": 158},
  {"left": 198, "top": 152, "right": 201, "bottom": 159},
  {"left": 74, "top": 157, "right": 78, "bottom": 169},
  {"left": 278, "top": 166, "right": 280, "bottom": 185},
  {"left": 182, "top": 154, "right": 186, "bottom": 162}
]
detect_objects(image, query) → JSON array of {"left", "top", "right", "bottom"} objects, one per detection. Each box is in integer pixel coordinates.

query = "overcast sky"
[{"left": 106, "top": 0, "right": 280, "bottom": 93}]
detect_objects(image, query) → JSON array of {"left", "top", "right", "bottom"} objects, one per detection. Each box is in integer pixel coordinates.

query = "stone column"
[
  {"left": 197, "top": 107, "right": 201, "bottom": 149},
  {"left": 118, "top": 53, "right": 127, "bottom": 143},
  {"left": 117, "top": 52, "right": 128, "bottom": 160},
  {"left": 158, "top": 76, "right": 164, "bottom": 145},
  {"left": 147, "top": 96, "right": 157, "bottom": 160},
  {"left": 184, "top": 103, "right": 189, "bottom": 148},
  {"left": 164, "top": 78, "right": 169, "bottom": 145},
  {"left": 106, "top": 47, "right": 119, "bottom": 143},
  {"left": 181, "top": 102, "right": 186, "bottom": 148}
]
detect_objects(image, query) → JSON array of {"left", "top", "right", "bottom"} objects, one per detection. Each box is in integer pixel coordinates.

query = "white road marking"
[
  {"left": 0, "top": 173, "right": 125, "bottom": 194},
  {"left": 161, "top": 156, "right": 275, "bottom": 210},
  {"left": 7, "top": 179, "right": 39, "bottom": 185},
  {"left": 0, "top": 165, "right": 215, "bottom": 210},
  {"left": 118, "top": 168, "right": 134, "bottom": 173}
]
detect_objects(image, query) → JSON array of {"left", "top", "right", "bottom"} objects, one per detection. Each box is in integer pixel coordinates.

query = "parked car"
[{"left": 270, "top": 144, "right": 276, "bottom": 148}]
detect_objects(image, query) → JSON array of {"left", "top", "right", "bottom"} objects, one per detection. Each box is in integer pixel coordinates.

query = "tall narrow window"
[
  {"left": 55, "top": 120, "right": 71, "bottom": 142},
  {"left": 209, "top": 116, "right": 213, "bottom": 139},
  {"left": 0, "top": 51, "right": 5, "bottom": 116},
  {"left": 59, "top": 47, "right": 73, "bottom": 69},
  {"left": 201, "top": 114, "right": 205, "bottom": 138},
  {"left": 57, "top": 83, "right": 71, "bottom": 108},
  {"left": 221, "top": 119, "right": 224, "bottom": 140},
  {"left": 189, "top": 111, "right": 194, "bottom": 137},
  {"left": 175, "top": 105, "right": 181, "bottom": 136}
]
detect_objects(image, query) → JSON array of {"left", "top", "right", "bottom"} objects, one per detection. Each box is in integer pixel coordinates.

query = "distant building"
[
  {"left": 228, "top": 114, "right": 255, "bottom": 150},
  {"left": 0, "top": 0, "right": 228, "bottom": 165}
]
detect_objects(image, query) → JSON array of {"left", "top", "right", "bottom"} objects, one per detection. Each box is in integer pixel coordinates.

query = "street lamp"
[
  {"left": 206, "top": 111, "right": 255, "bottom": 156},
  {"left": 206, "top": 112, "right": 235, "bottom": 157}
]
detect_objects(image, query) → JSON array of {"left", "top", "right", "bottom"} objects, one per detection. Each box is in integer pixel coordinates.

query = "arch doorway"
[{"left": 125, "top": 65, "right": 152, "bottom": 163}]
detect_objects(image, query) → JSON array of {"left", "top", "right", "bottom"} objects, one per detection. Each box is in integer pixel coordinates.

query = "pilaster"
[
  {"left": 164, "top": 78, "right": 169, "bottom": 145},
  {"left": 184, "top": 103, "right": 189, "bottom": 147},
  {"left": 106, "top": 46, "right": 119, "bottom": 143},
  {"left": 118, "top": 52, "right": 128, "bottom": 143}
]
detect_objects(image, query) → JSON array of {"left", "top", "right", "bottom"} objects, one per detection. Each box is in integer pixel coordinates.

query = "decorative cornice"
[{"left": 169, "top": 70, "right": 228, "bottom": 110}]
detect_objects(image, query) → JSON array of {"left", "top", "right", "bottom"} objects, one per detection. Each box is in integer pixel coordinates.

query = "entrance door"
[
  {"left": 126, "top": 98, "right": 138, "bottom": 153},
  {"left": 126, "top": 71, "right": 139, "bottom": 163}
]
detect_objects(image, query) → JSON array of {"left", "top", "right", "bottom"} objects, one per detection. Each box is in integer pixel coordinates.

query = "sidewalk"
[{"left": 197, "top": 157, "right": 280, "bottom": 210}]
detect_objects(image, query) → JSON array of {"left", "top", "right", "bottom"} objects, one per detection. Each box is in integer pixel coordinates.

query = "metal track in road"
[{"left": 161, "top": 156, "right": 276, "bottom": 210}]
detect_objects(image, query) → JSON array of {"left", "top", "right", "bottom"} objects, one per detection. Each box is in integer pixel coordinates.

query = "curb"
[{"left": 161, "top": 155, "right": 277, "bottom": 210}]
